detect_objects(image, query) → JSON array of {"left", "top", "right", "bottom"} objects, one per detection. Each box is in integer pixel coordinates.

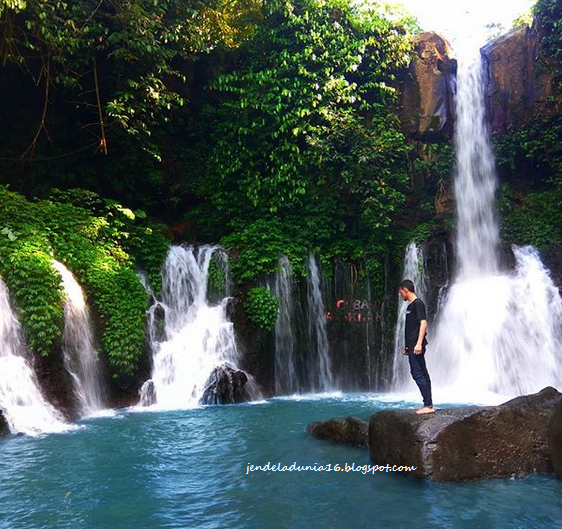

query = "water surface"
[{"left": 1, "top": 394, "right": 561, "bottom": 529}]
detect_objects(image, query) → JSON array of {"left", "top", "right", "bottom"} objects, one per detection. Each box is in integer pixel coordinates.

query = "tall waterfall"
[
  {"left": 271, "top": 256, "right": 300, "bottom": 395},
  {"left": 141, "top": 245, "right": 257, "bottom": 408},
  {"left": 53, "top": 260, "right": 105, "bottom": 415},
  {"left": 428, "top": 53, "right": 562, "bottom": 402},
  {"left": 391, "top": 242, "right": 427, "bottom": 390},
  {"left": 305, "top": 254, "right": 335, "bottom": 392},
  {"left": 0, "top": 279, "right": 67, "bottom": 435}
]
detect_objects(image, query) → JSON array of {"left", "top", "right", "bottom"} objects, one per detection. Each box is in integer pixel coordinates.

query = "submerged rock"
[
  {"left": 200, "top": 362, "right": 253, "bottom": 405},
  {"left": 550, "top": 400, "right": 562, "bottom": 479},
  {"left": 307, "top": 417, "right": 369, "bottom": 448},
  {"left": 369, "top": 387, "right": 562, "bottom": 482},
  {"left": 401, "top": 32, "right": 457, "bottom": 141}
]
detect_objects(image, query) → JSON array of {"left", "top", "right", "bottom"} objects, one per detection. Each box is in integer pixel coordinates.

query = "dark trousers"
[{"left": 406, "top": 345, "right": 433, "bottom": 407}]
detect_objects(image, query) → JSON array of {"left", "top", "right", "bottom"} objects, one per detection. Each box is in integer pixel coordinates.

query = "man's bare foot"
[{"left": 415, "top": 406, "right": 435, "bottom": 415}]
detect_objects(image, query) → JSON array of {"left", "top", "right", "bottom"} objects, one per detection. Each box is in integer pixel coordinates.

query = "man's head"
[{"left": 399, "top": 279, "right": 415, "bottom": 301}]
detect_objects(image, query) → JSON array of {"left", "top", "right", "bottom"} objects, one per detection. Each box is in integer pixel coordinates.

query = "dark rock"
[
  {"left": 34, "top": 351, "right": 78, "bottom": 421},
  {"left": 481, "top": 23, "right": 553, "bottom": 134},
  {"left": 200, "top": 362, "right": 252, "bottom": 405},
  {"left": 307, "top": 416, "right": 369, "bottom": 448},
  {"left": 501, "top": 386, "right": 562, "bottom": 409},
  {"left": 540, "top": 245, "right": 562, "bottom": 295},
  {"left": 401, "top": 32, "right": 457, "bottom": 141},
  {"left": 0, "top": 411, "right": 9, "bottom": 436},
  {"left": 232, "top": 296, "right": 276, "bottom": 397},
  {"left": 550, "top": 400, "right": 562, "bottom": 479},
  {"left": 139, "top": 379, "right": 156, "bottom": 407},
  {"left": 370, "top": 387, "right": 562, "bottom": 482}
]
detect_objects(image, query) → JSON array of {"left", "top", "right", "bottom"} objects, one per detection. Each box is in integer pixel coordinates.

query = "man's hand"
[{"left": 414, "top": 343, "right": 423, "bottom": 355}]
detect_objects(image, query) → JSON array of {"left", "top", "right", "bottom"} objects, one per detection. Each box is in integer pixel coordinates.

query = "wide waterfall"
[
  {"left": 141, "top": 245, "right": 260, "bottom": 408},
  {"left": 270, "top": 256, "right": 300, "bottom": 395},
  {"left": 392, "top": 242, "right": 427, "bottom": 390},
  {"left": 0, "top": 278, "right": 68, "bottom": 435},
  {"left": 305, "top": 254, "right": 335, "bottom": 392},
  {"left": 53, "top": 260, "right": 105, "bottom": 415},
  {"left": 427, "top": 53, "right": 562, "bottom": 402}
]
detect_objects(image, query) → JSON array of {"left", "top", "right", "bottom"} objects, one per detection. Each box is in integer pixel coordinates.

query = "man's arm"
[{"left": 414, "top": 320, "right": 427, "bottom": 354}]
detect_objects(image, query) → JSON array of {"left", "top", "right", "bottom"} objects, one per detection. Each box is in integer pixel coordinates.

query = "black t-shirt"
[{"left": 405, "top": 298, "right": 428, "bottom": 350}]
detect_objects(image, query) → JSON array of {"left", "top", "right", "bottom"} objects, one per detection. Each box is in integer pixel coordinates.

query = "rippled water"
[{"left": 0, "top": 395, "right": 561, "bottom": 529}]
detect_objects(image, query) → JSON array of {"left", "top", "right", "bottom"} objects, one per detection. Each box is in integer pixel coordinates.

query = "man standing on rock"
[{"left": 399, "top": 279, "right": 435, "bottom": 415}]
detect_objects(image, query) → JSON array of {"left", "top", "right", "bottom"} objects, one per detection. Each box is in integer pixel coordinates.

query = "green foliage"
[
  {"left": 409, "top": 223, "right": 432, "bottom": 245},
  {"left": 243, "top": 287, "right": 280, "bottom": 331},
  {"left": 222, "top": 219, "right": 308, "bottom": 282},
  {"left": 191, "top": 0, "right": 414, "bottom": 284},
  {"left": 206, "top": 0, "right": 413, "bottom": 212},
  {"left": 512, "top": 12, "right": 533, "bottom": 28},
  {"left": 207, "top": 257, "right": 227, "bottom": 293},
  {"left": 0, "top": 0, "right": 25, "bottom": 14},
  {"left": 0, "top": 186, "right": 169, "bottom": 377},
  {"left": 493, "top": 110, "right": 562, "bottom": 250},
  {"left": 494, "top": 116, "right": 562, "bottom": 181},
  {"left": 412, "top": 142, "right": 454, "bottom": 182},
  {"left": 1, "top": 236, "right": 64, "bottom": 357},
  {"left": 534, "top": 0, "right": 562, "bottom": 90},
  {"left": 0, "top": 0, "right": 263, "bottom": 157},
  {"left": 502, "top": 190, "right": 562, "bottom": 248}
]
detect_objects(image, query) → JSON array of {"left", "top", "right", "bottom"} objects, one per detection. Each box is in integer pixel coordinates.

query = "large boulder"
[
  {"left": 501, "top": 386, "right": 562, "bottom": 409},
  {"left": 481, "top": 23, "right": 553, "bottom": 134},
  {"left": 307, "top": 416, "right": 369, "bottom": 448},
  {"left": 200, "top": 362, "right": 254, "bottom": 405},
  {"left": 369, "top": 387, "right": 562, "bottom": 482},
  {"left": 401, "top": 32, "right": 457, "bottom": 141},
  {"left": 550, "top": 400, "right": 562, "bottom": 479}
]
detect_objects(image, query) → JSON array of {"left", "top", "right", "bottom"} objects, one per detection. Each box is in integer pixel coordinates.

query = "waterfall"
[
  {"left": 0, "top": 278, "right": 68, "bottom": 435},
  {"left": 428, "top": 53, "right": 562, "bottom": 402},
  {"left": 391, "top": 242, "right": 427, "bottom": 390},
  {"left": 270, "top": 256, "right": 300, "bottom": 395},
  {"left": 141, "top": 245, "right": 260, "bottom": 408},
  {"left": 53, "top": 260, "right": 105, "bottom": 415},
  {"left": 454, "top": 55, "right": 500, "bottom": 279},
  {"left": 305, "top": 254, "right": 335, "bottom": 392}
]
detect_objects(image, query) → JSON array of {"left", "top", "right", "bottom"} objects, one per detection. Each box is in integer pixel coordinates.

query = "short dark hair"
[{"left": 399, "top": 279, "right": 415, "bottom": 293}]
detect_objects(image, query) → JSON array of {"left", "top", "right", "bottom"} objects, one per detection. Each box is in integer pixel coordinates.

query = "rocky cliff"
[
  {"left": 401, "top": 32, "right": 457, "bottom": 141},
  {"left": 482, "top": 23, "right": 554, "bottom": 134}
]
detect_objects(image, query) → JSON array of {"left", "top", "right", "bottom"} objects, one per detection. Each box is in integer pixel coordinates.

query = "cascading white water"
[
  {"left": 142, "top": 245, "right": 256, "bottom": 408},
  {"left": 453, "top": 54, "right": 500, "bottom": 279},
  {"left": 391, "top": 242, "right": 427, "bottom": 390},
  {"left": 306, "top": 254, "right": 335, "bottom": 392},
  {"left": 270, "top": 256, "right": 299, "bottom": 395},
  {"left": 0, "top": 278, "right": 68, "bottom": 435},
  {"left": 427, "top": 52, "right": 562, "bottom": 402},
  {"left": 53, "top": 260, "right": 105, "bottom": 415}
]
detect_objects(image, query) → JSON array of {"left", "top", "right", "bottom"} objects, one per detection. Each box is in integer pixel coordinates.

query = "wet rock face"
[
  {"left": 307, "top": 416, "right": 369, "bottom": 448},
  {"left": 482, "top": 23, "right": 553, "bottom": 134},
  {"left": 369, "top": 387, "right": 562, "bottom": 482},
  {"left": 0, "top": 412, "right": 8, "bottom": 435},
  {"left": 200, "top": 362, "right": 251, "bottom": 405},
  {"left": 139, "top": 379, "right": 156, "bottom": 407},
  {"left": 401, "top": 32, "right": 457, "bottom": 141},
  {"left": 550, "top": 400, "right": 562, "bottom": 479}
]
